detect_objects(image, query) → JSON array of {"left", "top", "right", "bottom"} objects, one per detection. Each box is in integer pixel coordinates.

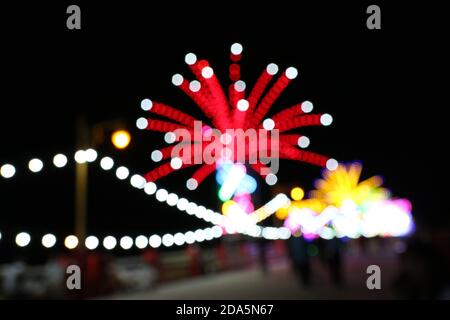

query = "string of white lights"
[
  {"left": 1, "top": 226, "right": 224, "bottom": 250},
  {"left": 1, "top": 148, "right": 292, "bottom": 250}
]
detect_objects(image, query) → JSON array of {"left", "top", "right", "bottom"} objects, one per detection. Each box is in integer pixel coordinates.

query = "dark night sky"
[{"left": 0, "top": 1, "right": 448, "bottom": 258}]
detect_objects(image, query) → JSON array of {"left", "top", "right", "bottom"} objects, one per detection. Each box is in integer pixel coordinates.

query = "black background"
[{"left": 0, "top": 1, "right": 448, "bottom": 261}]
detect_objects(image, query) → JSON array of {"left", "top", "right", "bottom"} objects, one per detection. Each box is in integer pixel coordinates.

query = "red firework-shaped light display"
[{"left": 136, "top": 43, "right": 337, "bottom": 190}]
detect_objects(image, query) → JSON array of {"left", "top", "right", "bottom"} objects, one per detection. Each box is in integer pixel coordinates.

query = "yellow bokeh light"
[
  {"left": 290, "top": 187, "right": 304, "bottom": 201},
  {"left": 311, "top": 163, "right": 389, "bottom": 207},
  {"left": 275, "top": 206, "right": 289, "bottom": 220},
  {"left": 222, "top": 200, "right": 236, "bottom": 216},
  {"left": 111, "top": 130, "right": 131, "bottom": 149}
]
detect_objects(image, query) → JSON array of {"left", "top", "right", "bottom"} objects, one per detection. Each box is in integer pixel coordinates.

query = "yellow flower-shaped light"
[{"left": 310, "top": 162, "right": 389, "bottom": 208}]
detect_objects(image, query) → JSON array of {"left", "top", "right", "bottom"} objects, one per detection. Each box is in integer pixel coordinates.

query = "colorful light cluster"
[
  {"left": 280, "top": 163, "right": 414, "bottom": 239},
  {"left": 137, "top": 43, "right": 337, "bottom": 190}
]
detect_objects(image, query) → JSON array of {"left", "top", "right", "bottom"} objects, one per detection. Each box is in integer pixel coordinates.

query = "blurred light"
[
  {"left": 275, "top": 206, "right": 290, "bottom": 220},
  {"left": 278, "top": 227, "right": 291, "bottom": 240},
  {"left": 170, "top": 157, "right": 183, "bottom": 170},
  {"left": 284, "top": 208, "right": 312, "bottom": 233},
  {"left": 184, "top": 231, "right": 195, "bottom": 244},
  {"left": 262, "top": 227, "right": 278, "bottom": 240},
  {"left": 312, "top": 162, "right": 388, "bottom": 208},
  {"left": 189, "top": 80, "right": 201, "bottom": 92},
  {"left": 319, "top": 227, "right": 335, "bottom": 240},
  {"left": 162, "top": 234, "right": 174, "bottom": 247},
  {"left": 186, "top": 202, "right": 198, "bottom": 215},
  {"left": 144, "top": 182, "right": 157, "bottom": 195},
  {"left": 222, "top": 200, "right": 236, "bottom": 216},
  {"left": 85, "top": 149, "right": 98, "bottom": 162},
  {"left": 195, "top": 205, "right": 207, "bottom": 219},
  {"left": 85, "top": 236, "right": 99, "bottom": 250},
  {"left": 285, "top": 67, "right": 298, "bottom": 79},
  {"left": 136, "top": 117, "right": 148, "bottom": 130},
  {"left": 130, "top": 174, "right": 146, "bottom": 189},
  {"left": 174, "top": 233, "right": 185, "bottom": 246},
  {"left": 204, "top": 228, "right": 214, "bottom": 241},
  {"left": 225, "top": 224, "right": 236, "bottom": 235},
  {"left": 218, "top": 164, "right": 246, "bottom": 201},
  {"left": 149, "top": 235, "right": 162, "bottom": 248},
  {"left": 115, "top": 166, "right": 129, "bottom": 180},
  {"left": 135, "top": 235, "right": 148, "bottom": 249},
  {"left": 172, "top": 73, "right": 183, "bottom": 86},
  {"left": 151, "top": 150, "right": 163, "bottom": 162},
  {"left": 194, "top": 229, "right": 205, "bottom": 242},
  {"left": 262, "top": 118, "right": 275, "bottom": 131},
  {"left": 103, "top": 236, "right": 117, "bottom": 250},
  {"left": 156, "top": 188, "right": 168, "bottom": 202},
  {"left": 237, "top": 99, "right": 249, "bottom": 111},
  {"left": 120, "top": 236, "right": 133, "bottom": 250},
  {"left": 212, "top": 226, "right": 223, "bottom": 238},
  {"left": 363, "top": 199, "right": 414, "bottom": 237},
  {"left": 74, "top": 150, "right": 87, "bottom": 164},
  {"left": 290, "top": 187, "right": 305, "bottom": 201},
  {"left": 320, "top": 113, "right": 333, "bottom": 126},
  {"left": 141, "top": 98, "right": 153, "bottom": 111},
  {"left": 326, "top": 158, "right": 338, "bottom": 171},
  {"left": 166, "top": 193, "right": 179, "bottom": 206},
  {"left": 164, "top": 132, "right": 176, "bottom": 144},
  {"left": 185, "top": 52, "right": 197, "bottom": 65},
  {"left": 186, "top": 178, "right": 198, "bottom": 190},
  {"left": 16, "top": 232, "right": 31, "bottom": 247},
  {"left": 301, "top": 101, "right": 314, "bottom": 113},
  {"left": 100, "top": 156, "right": 114, "bottom": 170},
  {"left": 111, "top": 130, "right": 131, "bottom": 149},
  {"left": 201, "top": 66, "right": 214, "bottom": 79},
  {"left": 265, "top": 173, "right": 278, "bottom": 186},
  {"left": 252, "top": 193, "right": 290, "bottom": 223},
  {"left": 266, "top": 63, "right": 279, "bottom": 75},
  {"left": 42, "top": 234, "right": 57, "bottom": 248},
  {"left": 53, "top": 154, "right": 68, "bottom": 168},
  {"left": 1, "top": 164, "right": 16, "bottom": 178},
  {"left": 297, "top": 136, "right": 310, "bottom": 148},
  {"left": 234, "top": 80, "right": 246, "bottom": 92},
  {"left": 28, "top": 158, "right": 43, "bottom": 173},
  {"left": 64, "top": 235, "right": 79, "bottom": 249},
  {"left": 176, "top": 198, "right": 189, "bottom": 211},
  {"left": 231, "top": 42, "right": 243, "bottom": 55}
]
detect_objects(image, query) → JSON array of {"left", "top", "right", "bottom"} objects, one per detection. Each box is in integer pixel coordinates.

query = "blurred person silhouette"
[
  {"left": 254, "top": 179, "right": 272, "bottom": 274},
  {"left": 287, "top": 234, "right": 311, "bottom": 287},
  {"left": 257, "top": 237, "right": 270, "bottom": 274},
  {"left": 324, "top": 237, "right": 343, "bottom": 286}
]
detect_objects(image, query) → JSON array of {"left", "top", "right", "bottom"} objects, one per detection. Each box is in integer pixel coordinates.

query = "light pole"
[
  {"left": 74, "top": 116, "right": 131, "bottom": 244},
  {"left": 74, "top": 117, "right": 89, "bottom": 243}
]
